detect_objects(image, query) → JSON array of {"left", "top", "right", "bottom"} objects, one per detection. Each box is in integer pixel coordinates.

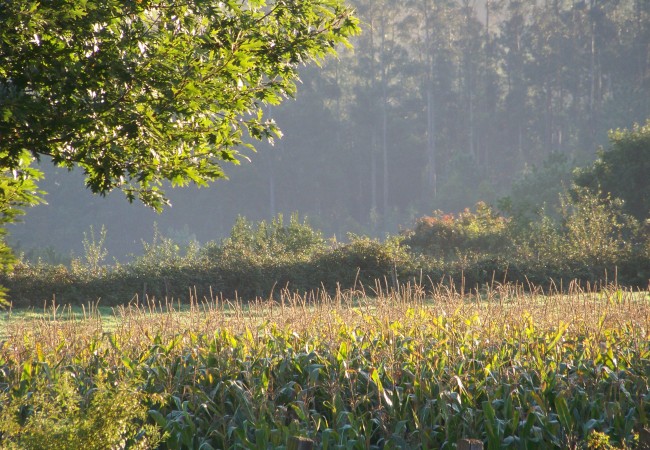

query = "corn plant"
[{"left": 0, "top": 284, "right": 648, "bottom": 449}]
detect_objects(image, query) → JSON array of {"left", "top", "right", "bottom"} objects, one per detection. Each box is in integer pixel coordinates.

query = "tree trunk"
[
  {"left": 380, "top": 14, "right": 389, "bottom": 229},
  {"left": 427, "top": 89, "right": 437, "bottom": 197},
  {"left": 267, "top": 149, "right": 276, "bottom": 218}
]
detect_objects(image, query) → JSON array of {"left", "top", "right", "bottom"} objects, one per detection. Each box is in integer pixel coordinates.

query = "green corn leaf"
[
  {"left": 482, "top": 400, "right": 501, "bottom": 450},
  {"left": 554, "top": 395, "right": 573, "bottom": 435},
  {"left": 149, "top": 409, "right": 167, "bottom": 427}
]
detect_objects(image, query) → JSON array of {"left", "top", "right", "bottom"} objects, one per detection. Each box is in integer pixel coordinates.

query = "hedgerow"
[{"left": 2, "top": 191, "right": 649, "bottom": 307}]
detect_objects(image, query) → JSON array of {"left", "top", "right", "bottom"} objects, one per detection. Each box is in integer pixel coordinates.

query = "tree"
[
  {"left": 573, "top": 120, "right": 650, "bottom": 221},
  {"left": 0, "top": 0, "right": 358, "bottom": 209},
  {"left": 0, "top": 0, "right": 358, "bottom": 298},
  {"left": 0, "top": 155, "right": 43, "bottom": 303}
]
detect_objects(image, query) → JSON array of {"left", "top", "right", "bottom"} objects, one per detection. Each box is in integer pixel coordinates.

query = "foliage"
[
  {"left": 133, "top": 222, "right": 203, "bottom": 271},
  {"left": 574, "top": 120, "right": 650, "bottom": 221},
  {"left": 0, "top": 0, "right": 359, "bottom": 303},
  {"left": 0, "top": 372, "right": 162, "bottom": 449},
  {"left": 1, "top": 289, "right": 649, "bottom": 448},
  {"left": 70, "top": 225, "right": 109, "bottom": 278},
  {"left": 523, "top": 188, "right": 640, "bottom": 269},
  {"left": 403, "top": 202, "right": 512, "bottom": 260},
  {"left": 314, "top": 234, "right": 413, "bottom": 290},
  {"left": 586, "top": 430, "right": 638, "bottom": 450},
  {"left": 498, "top": 152, "right": 575, "bottom": 228},
  {"left": 211, "top": 213, "right": 328, "bottom": 264},
  {"left": 0, "top": 153, "right": 44, "bottom": 306},
  {"left": 0, "top": 0, "right": 359, "bottom": 210},
  {"left": 559, "top": 188, "right": 638, "bottom": 266}
]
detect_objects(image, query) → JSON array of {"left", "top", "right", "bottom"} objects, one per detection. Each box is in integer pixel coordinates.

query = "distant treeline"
[{"left": 10, "top": 0, "right": 650, "bottom": 259}]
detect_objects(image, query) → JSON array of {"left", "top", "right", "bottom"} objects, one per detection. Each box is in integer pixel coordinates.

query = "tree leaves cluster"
[
  {"left": 0, "top": 0, "right": 359, "bottom": 289},
  {"left": 574, "top": 120, "right": 650, "bottom": 222},
  {"left": 0, "top": 0, "right": 359, "bottom": 210},
  {"left": 0, "top": 154, "right": 43, "bottom": 303}
]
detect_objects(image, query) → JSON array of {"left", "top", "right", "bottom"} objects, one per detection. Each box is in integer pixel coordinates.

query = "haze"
[{"left": 9, "top": 0, "right": 649, "bottom": 261}]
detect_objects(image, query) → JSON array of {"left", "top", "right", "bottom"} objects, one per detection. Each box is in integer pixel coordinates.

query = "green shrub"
[
  {"left": 70, "top": 225, "right": 109, "bottom": 279},
  {"left": 132, "top": 223, "right": 205, "bottom": 273},
  {"left": 313, "top": 234, "right": 413, "bottom": 290},
  {"left": 560, "top": 188, "right": 638, "bottom": 265},
  {"left": 522, "top": 188, "right": 639, "bottom": 268},
  {"left": 207, "top": 213, "right": 327, "bottom": 264},
  {"left": 574, "top": 120, "right": 650, "bottom": 222},
  {"left": 403, "top": 202, "right": 512, "bottom": 260},
  {"left": 0, "top": 373, "right": 162, "bottom": 449}
]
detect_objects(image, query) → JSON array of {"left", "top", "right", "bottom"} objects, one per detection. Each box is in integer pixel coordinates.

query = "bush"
[
  {"left": 403, "top": 202, "right": 512, "bottom": 260},
  {"left": 2, "top": 204, "right": 648, "bottom": 308},
  {"left": 312, "top": 235, "right": 414, "bottom": 290},
  {"left": 206, "top": 213, "right": 327, "bottom": 264},
  {"left": 522, "top": 188, "right": 639, "bottom": 267},
  {"left": 0, "top": 373, "right": 162, "bottom": 449},
  {"left": 573, "top": 120, "right": 650, "bottom": 222}
]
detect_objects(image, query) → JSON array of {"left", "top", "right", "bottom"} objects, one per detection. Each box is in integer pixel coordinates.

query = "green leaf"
[
  {"left": 554, "top": 395, "right": 573, "bottom": 434},
  {"left": 482, "top": 401, "right": 500, "bottom": 450},
  {"left": 148, "top": 410, "right": 168, "bottom": 428}
]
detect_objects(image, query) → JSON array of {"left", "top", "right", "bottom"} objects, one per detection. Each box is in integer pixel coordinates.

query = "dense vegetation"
[
  {"left": 3, "top": 180, "right": 648, "bottom": 307},
  {"left": 3, "top": 118, "right": 648, "bottom": 307},
  {"left": 10, "top": 0, "right": 649, "bottom": 258},
  {"left": 1, "top": 286, "right": 648, "bottom": 448}
]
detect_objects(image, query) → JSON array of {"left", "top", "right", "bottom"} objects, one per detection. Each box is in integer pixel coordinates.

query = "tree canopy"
[
  {"left": 574, "top": 120, "right": 650, "bottom": 222},
  {"left": 0, "top": 0, "right": 359, "bottom": 210}
]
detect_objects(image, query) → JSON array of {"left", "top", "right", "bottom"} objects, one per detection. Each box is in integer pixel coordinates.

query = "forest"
[{"left": 9, "top": 0, "right": 649, "bottom": 260}]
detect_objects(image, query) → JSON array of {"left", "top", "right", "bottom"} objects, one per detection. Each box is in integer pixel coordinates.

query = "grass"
[{"left": 0, "top": 281, "right": 649, "bottom": 449}]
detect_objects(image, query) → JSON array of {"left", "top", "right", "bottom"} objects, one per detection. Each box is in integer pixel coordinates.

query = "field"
[{"left": 0, "top": 282, "right": 649, "bottom": 449}]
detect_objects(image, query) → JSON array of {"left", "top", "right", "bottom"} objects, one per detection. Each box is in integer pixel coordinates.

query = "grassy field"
[{"left": 0, "top": 282, "right": 649, "bottom": 449}]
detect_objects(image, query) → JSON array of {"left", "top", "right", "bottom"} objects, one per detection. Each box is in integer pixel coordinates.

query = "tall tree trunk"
[
  {"left": 422, "top": 0, "right": 437, "bottom": 200},
  {"left": 382, "top": 94, "right": 388, "bottom": 227},
  {"left": 482, "top": 0, "right": 491, "bottom": 167},
  {"left": 371, "top": 134, "right": 378, "bottom": 217},
  {"left": 380, "top": 16, "right": 389, "bottom": 228},
  {"left": 267, "top": 149, "right": 276, "bottom": 218},
  {"left": 589, "top": 0, "right": 596, "bottom": 148},
  {"left": 427, "top": 88, "right": 437, "bottom": 197},
  {"left": 464, "top": 1, "right": 476, "bottom": 161}
]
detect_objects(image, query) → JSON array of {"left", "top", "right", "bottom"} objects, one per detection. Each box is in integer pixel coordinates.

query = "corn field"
[{"left": 0, "top": 282, "right": 649, "bottom": 449}]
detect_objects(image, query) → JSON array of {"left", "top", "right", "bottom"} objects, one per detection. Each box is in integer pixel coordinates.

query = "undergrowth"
[{"left": 3, "top": 194, "right": 649, "bottom": 307}]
